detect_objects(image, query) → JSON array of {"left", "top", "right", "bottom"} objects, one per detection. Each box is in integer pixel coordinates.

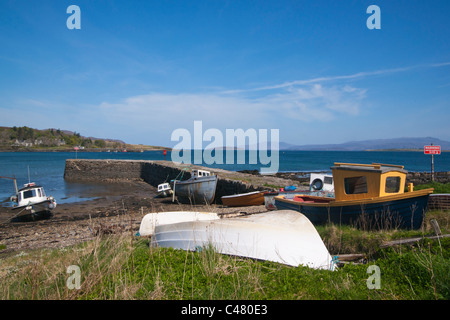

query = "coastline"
[
  {"left": 1, "top": 157, "right": 449, "bottom": 256},
  {"left": 0, "top": 147, "right": 169, "bottom": 152},
  {"left": 0, "top": 180, "right": 267, "bottom": 256}
]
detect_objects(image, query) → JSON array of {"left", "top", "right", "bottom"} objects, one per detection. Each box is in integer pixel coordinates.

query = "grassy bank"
[
  {"left": 415, "top": 181, "right": 450, "bottom": 193},
  {"left": 1, "top": 209, "right": 448, "bottom": 300}
]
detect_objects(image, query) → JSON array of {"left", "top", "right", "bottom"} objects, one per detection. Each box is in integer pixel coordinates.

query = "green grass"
[
  {"left": 1, "top": 210, "right": 449, "bottom": 300},
  {"left": 415, "top": 182, "right": 450, "bottom": 193}
]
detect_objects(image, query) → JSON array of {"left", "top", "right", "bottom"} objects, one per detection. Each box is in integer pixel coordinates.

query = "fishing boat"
[
  {"left": 10, "top": 182, "right": 57, "bottom": 218},
  {"left": 156, "top": 183, "right": 173, "bottom": 198},
  {"left": 173, "top": 169, "right": 218, "bottom": 204},
  {"left": 138, "top": 211, "right": 220, "bottom": 236},
  {"left": 274, "top": 163, "right": 434, "bottom": 229},
  {"left": 152, "top": 210, "right": 335, "bottom": 270},
  {"left": 221, "top": 191, "right": 265, "bottom": 207}
]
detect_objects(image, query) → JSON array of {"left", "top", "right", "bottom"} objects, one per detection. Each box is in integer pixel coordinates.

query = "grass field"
[{"left": 1, "top": 207, "right": 448, "bottom": 301}]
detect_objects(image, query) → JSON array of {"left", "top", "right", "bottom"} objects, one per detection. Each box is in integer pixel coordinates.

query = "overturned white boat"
[
  {"left": 138, "top": 211, "right": 220, "bottom": 236},
  {"left": 152, "top": 210, "right": 335, "bottom": 270}
]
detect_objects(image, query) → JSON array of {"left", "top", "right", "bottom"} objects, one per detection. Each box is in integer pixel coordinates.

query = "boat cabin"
[
  {"left": 157, "top": 183, "right": 171, "bottom": 192},
  {"left": 331, "top": 163, "right": 407, "bottom": 201},
  {"left": 192, "top": 169, "right": 211, "bottom": 178},
  {"left": 309, "top": 173, "right": 334, "bottom": 192},
  {"left": 16, "top": 183, "right": 47, "bottom": 206}
]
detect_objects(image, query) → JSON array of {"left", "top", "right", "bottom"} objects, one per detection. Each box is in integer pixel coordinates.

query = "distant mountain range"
[{"left": 279, "top": 137, "right": 450, "bottom": 151}]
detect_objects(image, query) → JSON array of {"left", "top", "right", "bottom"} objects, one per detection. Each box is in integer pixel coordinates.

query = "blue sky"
[{"left": 1, "top": 0, "right": 449, "bottom": 147}]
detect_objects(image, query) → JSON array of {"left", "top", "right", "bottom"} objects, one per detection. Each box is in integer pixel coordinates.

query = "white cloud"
[
  {"left": 96, "top": 82, "right": 365, "bottom": 137},
  {"left": 3, "top": 70, "right": 371, "bottom": 145}
]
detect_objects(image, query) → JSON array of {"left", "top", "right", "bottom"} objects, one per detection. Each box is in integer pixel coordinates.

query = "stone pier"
[{"left": 64, "top": 159, "right": 302, "bottom": 201}]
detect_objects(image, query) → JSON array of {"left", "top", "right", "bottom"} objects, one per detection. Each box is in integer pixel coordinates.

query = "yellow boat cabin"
[
  {"left": 274, "top": 162, "right": 434, "bottom": 229},
  {"left": 331, "top": 162, "right": 409, "bottom": 201}
]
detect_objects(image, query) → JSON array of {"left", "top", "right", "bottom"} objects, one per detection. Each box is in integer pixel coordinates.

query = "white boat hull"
[
  {"left": 12, "top": 199, "right": 56, "bottom": 217},
  {"left": 153, "top": 210, "right": 334, "bottom": 270},
  {"left": 138, "top": 211, "right": 220, "bottom": 236}
]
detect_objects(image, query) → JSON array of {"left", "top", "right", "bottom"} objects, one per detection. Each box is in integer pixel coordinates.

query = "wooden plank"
[
  {"left": 335, "top": 253, "right": 366, "bottom": 261},
  {"left": 380, "top": 234, "right": 450, "bottom": 248}
]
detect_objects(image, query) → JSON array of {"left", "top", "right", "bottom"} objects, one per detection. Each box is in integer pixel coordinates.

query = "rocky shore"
[
  {"left": 1, "top": 163, "right": 448, "bottom": 256},
  {"left": 0, "top": 180, "right": 268, "bottom": 256}
]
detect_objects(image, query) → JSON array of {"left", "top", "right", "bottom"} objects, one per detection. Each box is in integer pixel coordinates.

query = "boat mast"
[{"left": 0, "top": 176, "right": 18, "bottom": 194}]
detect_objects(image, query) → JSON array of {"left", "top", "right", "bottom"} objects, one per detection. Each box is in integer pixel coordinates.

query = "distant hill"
[
  {"left": 0, "top": 126, "right": 167, "bottom": 151},
  {"left": 280, "top": 137, "right": 450, "bottom": 151}
]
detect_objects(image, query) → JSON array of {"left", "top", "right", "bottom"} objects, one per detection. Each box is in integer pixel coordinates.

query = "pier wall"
[
  {"left": 64, "top": 159, "right": 298, "bottom": 201},
  {"left": 64, "top": 159, "right": 449, "bottom": 203}
]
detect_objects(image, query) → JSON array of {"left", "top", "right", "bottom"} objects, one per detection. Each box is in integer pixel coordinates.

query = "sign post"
[
  {"left": 74, "top": 146, "right": 79, "bottom": 159},
  {"left": 163, "top": 149, "right": 167, "bottom": 161},
  {"left": 424, "top": 144, "right": 441, "bottom": 181}
]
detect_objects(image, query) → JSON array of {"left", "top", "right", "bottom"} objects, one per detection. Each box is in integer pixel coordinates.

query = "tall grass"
[{"left": 1, "top": 210, "right": 449, "bottom": 300}]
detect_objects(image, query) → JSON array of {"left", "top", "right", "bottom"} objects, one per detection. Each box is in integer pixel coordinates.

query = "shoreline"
[
  {"left": 0, "top": 148, "right": 168, "bottom": 153},
  {"left": 1, "top": 148, "right": 449, "bottom": 153},
  {"left": 0, "top": 180, "right": 267, "bottom": 256},
  {"left": 1, "top": 158, "right": 449, "bottom": 256}
]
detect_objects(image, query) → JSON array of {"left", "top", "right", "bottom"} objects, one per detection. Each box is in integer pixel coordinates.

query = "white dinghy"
[
  {"left": 152, "top": 210, "right": 335, "bottom": 270},
  {"left": 138, "top": 211, "right": 220, "bottom": 236}
]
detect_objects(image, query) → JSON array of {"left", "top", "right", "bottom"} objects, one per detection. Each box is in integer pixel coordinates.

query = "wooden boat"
[
  {"left": 156, "top": 183, "right": 173, "bottom": 198},
  {"left": 173, "top": 169, "right": 218, "bottom": 204},
  {"left": 264, "top": 189, "right": 334, "bottom": 211},
  {"left": 10, "top": 182, "right": 57, "bottom": 218},
  {"left": 138, "top": 211, "right": 220, "bottom": 236},
  {"left": 275, "top": 163, "right": 434, "bottom": 229},
  {"left": 152, "top": 210, "right": 335, "bottom": 270},
  {"left": 221, "top": 191, "right": 264, "bottom": 207}
]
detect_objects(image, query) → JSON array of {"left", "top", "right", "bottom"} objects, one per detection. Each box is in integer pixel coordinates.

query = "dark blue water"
[{"left": 1, "top": 150, "right": 448, "bottom": 205}]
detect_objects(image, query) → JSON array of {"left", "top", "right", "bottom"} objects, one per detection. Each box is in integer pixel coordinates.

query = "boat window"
[
  {"left": 324, "top": 176, "right": 333, "bottom": 185},
  {"left": 385, "top": 177, "right": 401, "bottom": 193},
  {"left": 344, "top": 176, "right": 368, "bottom": 194},
  {"left": 37, "top": 188, "right": 42, "bottom": 197},
  {"left": 41, "top": 188, "right": 46, "bottom": 197},
  {"left": 23, "top": 189, "right": 36, "bottom": 199}
]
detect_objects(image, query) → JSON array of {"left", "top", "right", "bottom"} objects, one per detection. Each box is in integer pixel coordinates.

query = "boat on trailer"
[{"left": 275, "top": 163, "right": 434, "bottom": 229}]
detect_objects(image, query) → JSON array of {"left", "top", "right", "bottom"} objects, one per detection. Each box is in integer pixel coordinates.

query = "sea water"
[{"left": 0, "top": 150, "right": 448, "bottom": 206}]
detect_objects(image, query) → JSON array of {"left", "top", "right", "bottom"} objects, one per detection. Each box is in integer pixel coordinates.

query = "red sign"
[
  {"left": 163, "top": 150, "right": 167, "bottom": 156},
  {"left": 424, "top": 145, "right": 441, "bottom": 155},
  {"left": 74, "top": 147, "right": 79, "bottom": 151}
]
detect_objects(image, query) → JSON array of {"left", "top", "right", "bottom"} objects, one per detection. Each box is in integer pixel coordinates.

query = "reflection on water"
[{"left": 61, "top": 181, "right": 107, "bottom": 203}]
